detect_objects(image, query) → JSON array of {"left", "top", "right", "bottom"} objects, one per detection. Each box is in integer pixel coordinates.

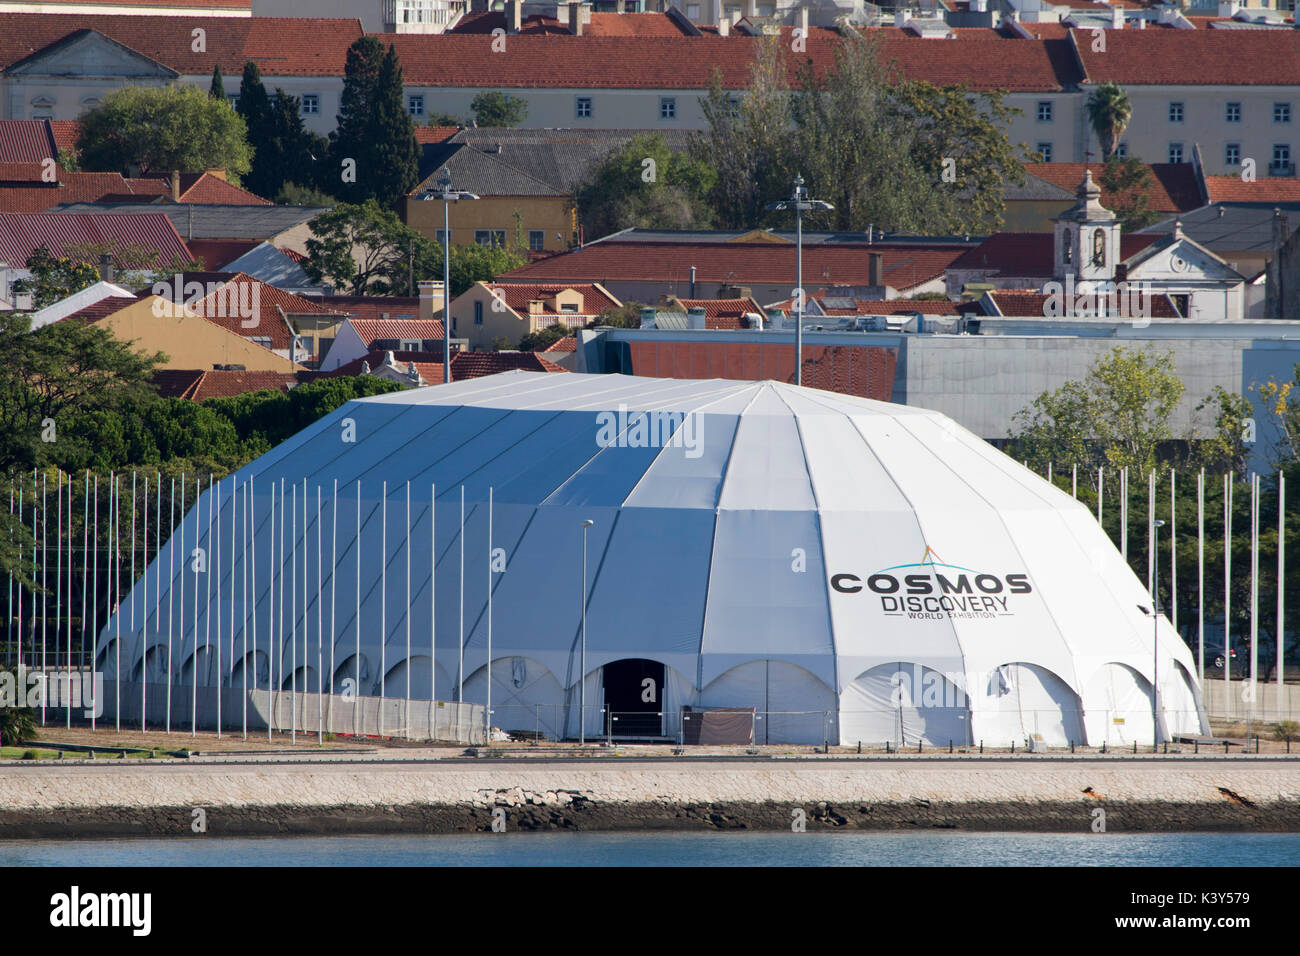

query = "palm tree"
[{"left": 1086, "top": 82, "right": 1132, "bottom": 160}]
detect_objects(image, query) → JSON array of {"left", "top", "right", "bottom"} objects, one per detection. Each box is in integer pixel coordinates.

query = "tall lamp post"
[
  {"left": 579, "top": 519, "right": 594, "bottom": 745},
  {"left": 417, "top": 167, "right": 479, "bottom": 383},
  {"left": 1152, "top": 518, "right": 1166, "bottom": 751},
  {"left": 767, "top": 175, "right": 833, "bottom": 387}
]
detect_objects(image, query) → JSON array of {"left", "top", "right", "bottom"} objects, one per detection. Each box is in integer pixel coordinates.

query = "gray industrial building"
[{"left": 574, "top": 317, "right": 1300, "bottom": 469}]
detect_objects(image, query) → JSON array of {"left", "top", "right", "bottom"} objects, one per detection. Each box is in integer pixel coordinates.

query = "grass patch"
[{"left": 0, "top": 747, "right": 61, "bottom": 760}]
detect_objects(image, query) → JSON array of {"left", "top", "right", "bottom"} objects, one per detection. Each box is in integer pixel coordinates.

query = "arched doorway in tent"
[
  {"left": 1083, "top": 662, "right": 1154, "bottom": 747},
  {"left": 840, "top": 662, "right": 970, "bottom": 748},
  {"left": 602, "top": 658, "right": 666, "bottom": 738},
  {"left": 977, "top": 661, "right": 1085, "bottom": 748}
]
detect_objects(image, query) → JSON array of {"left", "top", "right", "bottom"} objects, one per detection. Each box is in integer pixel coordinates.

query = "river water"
[{"left": 4, "top": 831, "right": 1299, "bottom": 866}]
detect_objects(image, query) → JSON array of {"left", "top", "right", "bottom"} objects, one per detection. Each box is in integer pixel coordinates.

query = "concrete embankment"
[{"left": 2, "top": 758, "right": 1299, "bottom": 838}]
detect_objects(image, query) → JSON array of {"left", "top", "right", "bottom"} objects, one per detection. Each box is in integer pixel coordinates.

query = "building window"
[
  {"left": 1168, "top": 101, "right": 1184, "bottom": 123},
  {"left": 400, "top": 339, "right": 420, "bottom": 351},
  {"left": 575, "top": 96, "right": 592, "bottom": 119},
  {"left": 528, "top": 230, "right": 545, "bottom": 251},
  {"left": 408, "top": 95, "right": 425, "bottom": 117},
  {"left": 474, "top": 301, "right": 483, "bottom": 325},
  {"left": 302, "top": 94, "right": 319, "bottom": 115},
  {"left": 1115, "top": 143, "right": 1128, "bottom": 158},
  {"left": 1226, "top": 142, "right": 1241, "bottom": 166},
  {"left": 226, "top": 94, "right": 239, "bottom": 108},
  {"left": 660, "top": 96, "right": 677, "bottom": 120},
  {"left": 1035, "top": 142, "right": 1052, "bottom": 162},
  {"left": 1168, "top": 142, "right": 1184, "bottom": 163},
  {"left": 1272, "top": 144, "right": 1292, "bottom": 175},
  {"left": 1226, "top": 101, "right": 1241, "bottom": 123},
  {"left": 1036, "top": 101, "right": 1052, "bottom": 123},
  {"left": 1275, "top": 102, "right": 1292, "bottom": 124},
  {"left": 475, "top": 229, "right": 505, "bottom": 248},
  {"left": 435, "top": 228, "right": 450, "bottom": 243}
]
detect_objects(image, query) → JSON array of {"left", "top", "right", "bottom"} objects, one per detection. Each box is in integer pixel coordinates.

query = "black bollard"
[
  {"left": 1224, "top": 740, "right": 1229, "bottom": 754},
  {"left": 918, "top": 739, "right": 923, "bottom": 754},
  {"left": 1011, "top": 740, "right": 1015, "bottom": 754},
  {"left": 1195, "top": 739, "right": 1199, "bottom": 754},
  {"left": 979, "top": 740, "right": 984, "bottom": 754},
  {"left": 949, "top": 740, "right": 953, "bottom": 754},
  {"left": 1070, "top": 740, "right": 1075, "bottom": 754},
  {"left": 886, "top": 740, "right": 891, "bottom": 754},
  {"left": 1133, "top": 741, "right": 1137, "bottom": 754},
  {"left": 857, "top": 740, "right": 861, "bottom": 755}
]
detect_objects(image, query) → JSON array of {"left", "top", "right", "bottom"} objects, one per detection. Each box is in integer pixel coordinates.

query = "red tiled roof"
[
  {"left": 504, "top": 241, "right": 971, "bottom": 291},
  {"left": 1073, "top": 28, "right": 1300, "bottom": 85},
  {"left": 186, "top": 238, "right": 261, "bottom": 270},
  {"left": 383, "top": 32, "right": 1077, "bottom": 92},
  {"left": 349, "top": 318, "right": 446, "bottom": 344},
  {"left": 485, "top": 281, "right": 621, "bottom": 315},
  {"left": 667, "top": 296, "right": 766, "bottom": 329},
  {"left": 149, "top": 172, "right": 271, "bottom": 205},
  {"left": 1023, "top": 162, "right": 1203, "bottom": 213},
  {"left": 0, "top": 118, "right": 55, "bottom": 164},
  {"left": 984, "top": 289, "right": 1183, "bottom": 318},
  {"left": 1203, "top": 176, "right": 1300, "bottom": 204},
  {"left": 58, "top": 294, "right": 138, "bottom": 325},
  {"left": 151, "top": 368, "right": 204, "bottom": 399},
  {"left": 317, "top": 295, "right": 420, "bottom": 320},
  {"left": 0, "top": 211, "right": 192, "bottom": 268},
  {"left": 150, "top": 271, "right": 343, "bottom": 349},
  {"left": 188, "top": 369, "right": 298, "bottom": 400},
  {"left": 948, "top": 232, "right": 1161, "bottom": 277},
  {"left": 278, "top": 246, "right": 307, "bottom": 263},
  {"left": 541, "top": 336, "right": 577, "bottom": 353},
  {"left": 48, "top": 121, "right": 82, "bottom": 154},
  {"left": 414, "top": 125, "right": 462, "bottom": 144},
  {"left": 0, "top": 161, "right": 45, "bottom": 182},
  {"left": 450, "top": 10, "right": 697, "bottom": 36},
  {"left": 0, "top": 15, "right": 363, "bottom": 77},
  {"left": 0, "top": 171, "right": 150, "bottom": 212}
]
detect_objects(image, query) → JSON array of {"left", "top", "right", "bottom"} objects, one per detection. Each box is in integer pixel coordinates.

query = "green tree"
[
  {"left": 1098, "top": 155, "right": 1160, "bottom": 232},
  {"left": 693, "top": 36, "right": 792, "bottom": 230},
  {"left": 1192, "top": 386, "right": 1254, "bottom": 476},
  {"left": 1086, "top": 81, "right": 1132, "bottom": 161},
  {"left": 575, "top": 133, "right": 716, "bottom": 239},
  {"left": 518, "top": 323, "right": 567, "bottom": 352},
  {"left": 0, "top": 313, "right": 164, "bottom": 476},
  {"left": 302, "top": 200, "right": 437, "bottom": 295},
  {"left": 12, "top": 247, "right": 99, "bottom": 309},
  {"left": 448, "top": 242, "right": 525, "bottom": 298},
  {"left": 77, "top": 85, "right": 251, "bottom": 185},
  {"left": 1009, "top": 346, "right": 1186, "bottom": 475},
  {"left": 589, "top": 301, "right": 648, "bottom": 329},
  {"left": 1256, "top": 365, "right": 1300, "bottom": 465},
  {"left": 209, "top": 64, "right": 225, "bottom": 100},
  {"left": 330, "top": 38, "right": 419, "bottom": 208},
  {"left": 470, "top": 90, "right": 529, "bottom": 127}
]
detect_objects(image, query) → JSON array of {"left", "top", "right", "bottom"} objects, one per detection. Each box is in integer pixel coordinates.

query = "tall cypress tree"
[
  {"left": 209, "top": 64, "right": 225, "bottom": 101},
  {"left": 236, "top": 61, "right": 274, "bottom": 200},
  {"left": 330, "top": 37, "right": 417, "bottom": 208}
]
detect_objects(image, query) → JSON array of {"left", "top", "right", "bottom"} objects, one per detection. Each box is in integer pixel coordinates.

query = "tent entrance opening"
[{"left": 602, "top": 658, "right": 665, "bottom": 738}]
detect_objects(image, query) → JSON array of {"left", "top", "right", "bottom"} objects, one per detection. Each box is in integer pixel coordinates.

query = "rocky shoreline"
[{"left": 3, "top": 758, "right": 1299, "bottom": 838}]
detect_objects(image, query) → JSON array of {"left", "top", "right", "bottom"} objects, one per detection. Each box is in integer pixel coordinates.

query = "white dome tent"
[{"left": 94, "top": 371, "right": 1208, "bottom": 746}]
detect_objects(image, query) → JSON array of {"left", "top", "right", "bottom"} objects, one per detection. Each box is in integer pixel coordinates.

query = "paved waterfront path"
[{"left": 3, "top": 757, "right": 1299, "bottom": 836}]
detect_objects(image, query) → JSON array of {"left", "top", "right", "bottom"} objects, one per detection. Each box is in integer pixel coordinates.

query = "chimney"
[
  {"left": 507, "top": 0, "right": 521, "bottom": 32},
  {"left": 894, "top": 10, "right": 911, "bottom": 27},
  {"left": 718, "top": 16, "right": 730, "bottom": 35},
  {"left": 868, "top": 252, "right": 884, "bottom": 287},
  {"left": 639, "top": 306, "right": 657, "bottom": 329},
  {"left": 170, "top": 170, "right": 181, "bottom": 202},
  {"left": 799, "top": 6, "right": 808, "bottom": 35},
  {"left": 98, "top": 252, "right": 115, "bottom": 283},
  {"left": 418, "top": 279, "right": 444, "bottom": 319},
  {"left": 971, "top": 0, "right": 986, "bottom": 11},
  {"left": 1137, "top": 16, "right": 1146, "bottom": 28},
  {"left": 687, "top": 307, "right": 707, "bottom": 330},
  {"left": 689, "top": 265, "right": 697, "bottom": 298},
  {"left": 573, "top": 2, "right": 585, "bottom": 34},
  {"left": 1111, "top": 6, "right": 1123, "bottom": 28}
]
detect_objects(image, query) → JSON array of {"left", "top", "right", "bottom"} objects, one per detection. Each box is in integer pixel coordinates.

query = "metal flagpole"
[
  {"left": 1147, "top": 470, "right": 1155, "bottom": 602},
  {"left": 112, "top": 474, "right": 121, "bottom": 733},
  {"left": 249, "top": 476, "right": 258, "bottom": 739},
  {"left": 486, "top": 485, "right": 493, "bottom": 745},
  {"left": 458, "top": 485, "right": 464, "bottom": 705},
  {"left": 87, "top": 475, "right": 94, "bottom": 731},
  {"left": 5, "top": 484, "right": 11, "bottom": 674},
  {"left": 291, "top": 480, "right": 297, "bottom": 744},
  {"left": 430, "top": 484, "right": 436, "bottom": 711},
  {"left": 243, "top": 479, "right": 250, "bottom": 740},
  {"left": 82, "top": 473, "right": 89, "bottom": 677},
  {"left": 379, "top": 480, "right": 386, "bottom": 739},
  {"left": 1071, "top": 464, "right": 1077, "bottom": 499},
  {"left": 1198, "top": 469, "right": 1205, "bottom": 684},
  {"left": 1224, "top": 473, "right": 1232, "bottom": 716},
  {"left": 268, "top": 480, "right": 276, "bottom": 741},
  {"left": 217, "top": 478, "right": 226, "bottom": 738},
  {"left": 1097, "top": 467, "right": 1104, "bottom": 525},
  {"left": 192, "top": 476, "right": 201, "bottom": 737},
  {"left": 15, "top": 479, "right": 21, "bottom": 682},
  {"left": 1121, "top": 467, "right": 1128, "bottom": 562},
  {"left": 140, "top": 474, "right": 147, "bottom": 732},
  {"left": 41, "top": 471, "right": 46, "bottom": 726},
  {"left": 1250, "top": 473, "right": 1259, "bottom": 726},
  {"left": 54, "top": 474, "right": 61, "bottom": 727},
  {"left": 228, "top": 478, "right": 237, "bottom": 737},
  {"left": 22, "top": 474, "right": 30, "bottom": 688},
  {"left": 1278, "top": 473, "right": 1286, "bottom": 708},
  {"left": 154, "top": 474, "right": 161, "bottom": 728},
  {"left": 317, "top": 485, "right": 323, "bottom": 744},
  {"left": 354, "top": 480, "right": 360, "bottom": 737},
  {"left": 1170, "top": 470, "right": 1177, "bottom": 637},
  {"left": 168, "top": 476, "right": 178, "bottom": 734},
  {"left": 277, "top": 477, "right": 286, "bottom": 738},
  {"left": 330, "top": 478, "right": 338, "bottom": 732},
  {"left": 301, "top": 479, "right": 308, "bottom": 739},
  {"left": 128, "top": 473, "right": 135, "bottom": 728},
  {"left": 208, "top": 474, "right": 216, "bottom": 731},
  {"left": 404, "top": 481, "right": 410, "bottom": 740}
]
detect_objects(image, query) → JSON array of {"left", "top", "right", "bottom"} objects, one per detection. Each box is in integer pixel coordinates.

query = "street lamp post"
[
  {"left": 767, "top": 175, "right": 833, "bottom": 387},
  {"left": 1153, "top": 518, "right": 1166, "bottom": 751},
  {"left": 580, "top": 519, "right": 594, "bottom": 745},
  {"left": 417, "top": 167, "right": 479, "bottom": 384}
]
